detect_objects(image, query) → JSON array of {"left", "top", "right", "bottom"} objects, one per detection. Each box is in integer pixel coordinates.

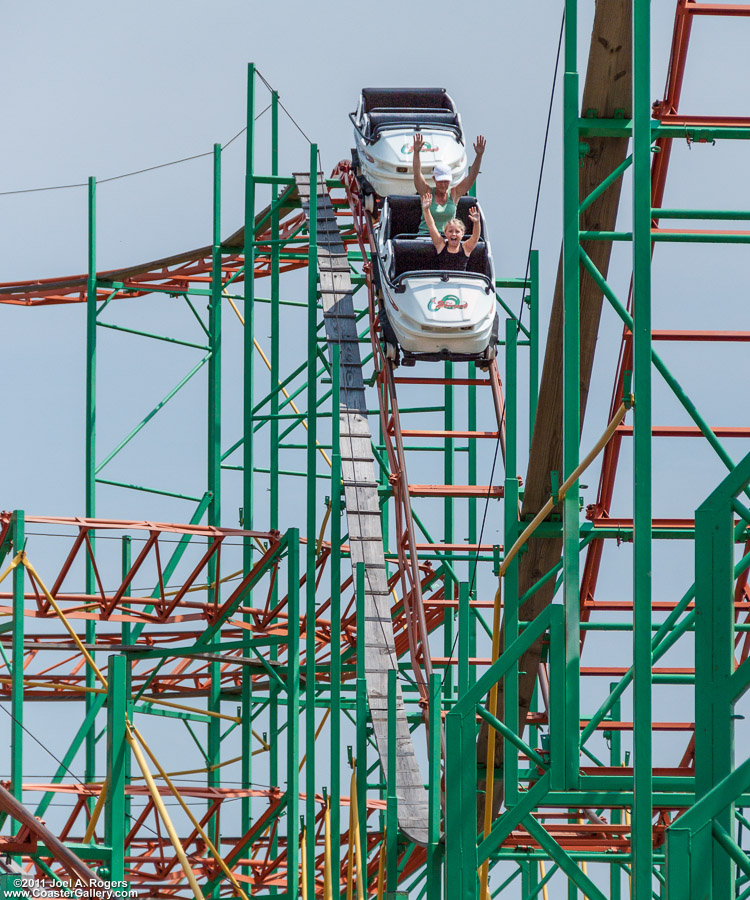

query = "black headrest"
[
  {"left": 455, "top": 197, "right": 484, "bottom": 238},
  {"left": 466, "top": 242, "right": 489, "bottom": 276},
  {"left": 387, "top": 196, "right": 420, "bottom": 214},
  {"left": 385, "top": 197, "right": 423, "bottom": 238},
  {"left": 362, "top": 88, "right": 452, "bottom": 112},
  {"left": 456, "top": 196, "right": 478, "bottom": 214}
]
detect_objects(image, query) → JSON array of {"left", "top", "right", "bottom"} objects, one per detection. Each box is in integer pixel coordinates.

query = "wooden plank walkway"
[{"left": 294, "top": 173, "right": 429, "bottom": 846}]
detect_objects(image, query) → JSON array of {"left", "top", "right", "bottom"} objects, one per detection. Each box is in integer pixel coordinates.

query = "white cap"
[{"left": 432, "top": 162, "right": 452, "bottom": 183}]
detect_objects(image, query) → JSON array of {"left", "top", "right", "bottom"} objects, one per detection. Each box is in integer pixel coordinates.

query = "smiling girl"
[{"left": 420, "top": 191, "right": 481, "bottom": 271}]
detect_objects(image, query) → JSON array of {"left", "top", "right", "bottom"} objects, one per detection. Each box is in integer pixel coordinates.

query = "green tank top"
[{"left": 418, "top": 194, "right": 457, "bottom": 235}]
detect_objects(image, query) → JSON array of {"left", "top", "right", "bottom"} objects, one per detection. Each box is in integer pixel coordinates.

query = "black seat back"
[
  {"left": 362, "top": 88, "right": 453, "bottom": 113},
  {"left": 367, "top": 110, "right": 459, "bottom": 137},
  {"left": 387, "top": 196, "right": 483, "bottom": 239},
  {"left": 465, "top": 242, "right": 490, "bottom": 278},
  {"left": 386, "top": 197, "right": 423, "bottom": 238},
  {"left": 391, "top": 239, "right": 489, "bottom": 280},
  {"left": 392, "top": 240, "right": 438, "bottom": 279},
  {"left": 455, "top": 196, "right": 485, "bottom": 240}
]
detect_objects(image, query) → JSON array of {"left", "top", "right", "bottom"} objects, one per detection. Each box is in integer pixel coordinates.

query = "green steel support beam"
[
  {"left": 491, "top": 866, "right": 523, "bottom": 896},
  {"left": 208, "top": 143, "right": 222, "bottom": 533},
  {"left": 666, "top": 755, "right": 750, "bottom": 897},
  {"left": 685, "top": 452, "right": 750, "bottom": 896},
  {"left": 496, "top": 292, "right": 531, "bottom": 332},
  {"left": 194, "top": 542, "right": 286, "bottom": 651},
  {"left": 203, "top": 796, "right": 289, "bottom": 898},
  {"left": 522, "top": 861, "right": 556, "bottom": 900},
  {"left": 355, "top": 563, "right": 367, "bottom": 882},
  {"left": 34, "top": 694, "right": 108, "bottom": 819},
  {"left": 105, "top": 655, "right": 129, "bottom": 882},
  {"left": 92, "top": 287, "right": 119, "bottom": 320},
  {"left": 95, "top": 354, "right": 211, "bottom": 474},
  {"left": 444, "top": 358, "right": 455, "bottom": 702},
  {"left": 286, "top": 528, "right": 300, "bottom": 900},
  {"left": 528, "top": 250, "right": 539, "bottom": 446},
  {"left": 712, "top": 820, "right": 750, "bottom": 879},
  {"left": 241, "top": 65, "right": 257, "bottom": 859},
  {"left": 578, "top": 118, "right": 750, "bottom": 140},
  {"left": 609, "top": 685, "right": 623, "bottom": 900},
  {"left": 458, "top": 582, "right": 470, "bottom": 700},
  {"left": 652, "top": 207, "right": 750, "bottom": 220},
  {"left": 85, "top": 176, "right": 97, "bottom": 800},
  {"left": 523, "top": 815, "right": 608, "bottom": 900},
  {"left": 476, "top": 706, "right": 547, "bottom": 771},
  {"left": 207, "top": 143, "right": 223, "bottom": 889},
  {"left": 504, "top": 317, "right": 520, "bottom": 807},
  {"left": 95, "top": 321, "right": 209, "bottom": 351},
  {"left": 447, "top": 607, "right": 561, "bottom": 889},
  {"left": 268, "top": 96, "right": 281, "bottom": 884},
  {"left": 386, "top": 669, "right": 398, "bottom": 897},
  {"left": 95, "top": 478, "right": 202, "bottom": 502},
  {"left": 468, "top": 359, "right": 478, "bottom": 603},
  {"left": 305, "top": 142, "right": 319, "bottom": 889},
  {"left": 330, "top": 344, "right": 342, "bottom": 882},
  {"left": 562, "top": 0, "right": 581, "bottom": 793},
  {"left": 581, "top": 228, "right": 750, "bottom": 243},
  {"left": 120, "top": 536, "right": 132, "bottom": 824},
  {"left": 632, "top": 1, "right": 654, "bottom": 894},
  {"left": 242, "top": 61, "right": 256, "bottom": 566},
  {"left": 444, "top": 705, "right": 478, "bottom": 899},
  {"left": 270, "top": 90, "right": 280, "bottom": 535},
  {"left": 579, "top": 154, "right": 633, "bottom": 214},
  {"left": 10, "top": 511, "right": 24, "bottom": 835},
  {"left": 427, "top": 673, "right": 442, "bottom": 899},
  {"left": 182, "top": 292, "right": 211, "bottom": 336},
  {"left": 478, "top": 775, "right": 551, "bottom": 864}
]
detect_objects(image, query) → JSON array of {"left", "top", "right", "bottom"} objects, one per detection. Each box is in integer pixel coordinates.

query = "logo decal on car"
[
  {"left": 428, "top": 294, "right": 467, "bottom": 311},
  {"left": 401, "top": 142, "right": 439, "bottom": 155}
]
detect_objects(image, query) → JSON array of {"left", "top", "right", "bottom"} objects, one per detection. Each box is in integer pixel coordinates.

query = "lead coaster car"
[
  {"left": 351, "top": 87, "right": 469, "bottom": 210},
  {"left": 374, "top": 195, "right": 498, "bottom": 365}
]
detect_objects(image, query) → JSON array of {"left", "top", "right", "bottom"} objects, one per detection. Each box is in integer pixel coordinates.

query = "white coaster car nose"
[{"left": 351, "top": 87, "right": 468, "bottom": 200}]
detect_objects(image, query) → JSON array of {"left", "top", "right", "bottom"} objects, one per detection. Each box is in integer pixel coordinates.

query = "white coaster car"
[
  {"left": 374, "top": 196, "right": 498, "bottom": 363},
  {"left": 351, "top": 88, "right": 468, "bottom": 204}
]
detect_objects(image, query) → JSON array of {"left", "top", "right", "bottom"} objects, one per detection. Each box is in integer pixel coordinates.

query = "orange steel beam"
[
  {"left": 413, "top": 543, "right": 499, "bottom": 551},
  {"left": 588, "top": 516, "right": 748, "bottom": 529},
  {"left": 680, "top": 1, "right": 750, "bottom": 15},
  {"left": 581, "top": 667, "right": 695, "bottom": 675},
  {"left": 652, "top": 226, "right": 750, "bottom": 237},
  {"left": 654, "top": 114, "right": 750, "bottom": 126},
  {"left": 407, "top": 484, "right": 504, "bottom": 498},
  {"left": 398, "top": 429, "right": 500, "bottom": 439},
  {"left": 615, "top": 425, "right": 750, "bottom": 437},
  {"left": 581, "top": 721, "right": 695, "bottom": 731},
  {"left": 578, "top": 767, "right": 693, "bottom": 777},
  {"left": 584, "top": 600, "right": 750, "bottom": 611},
  {"left": 392, "top": 376, "right": 493, "bottom": 386},
  {"left": 650, "top": 330, "right": 750, "bottom": 341}
]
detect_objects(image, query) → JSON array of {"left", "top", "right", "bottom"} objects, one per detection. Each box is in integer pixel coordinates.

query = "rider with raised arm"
[
  {"left": 413, "top": 132, "right": 486, "bottom": 235},
  {"left": 421, "top": 191, "right": 481, "bottom": 270}
]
